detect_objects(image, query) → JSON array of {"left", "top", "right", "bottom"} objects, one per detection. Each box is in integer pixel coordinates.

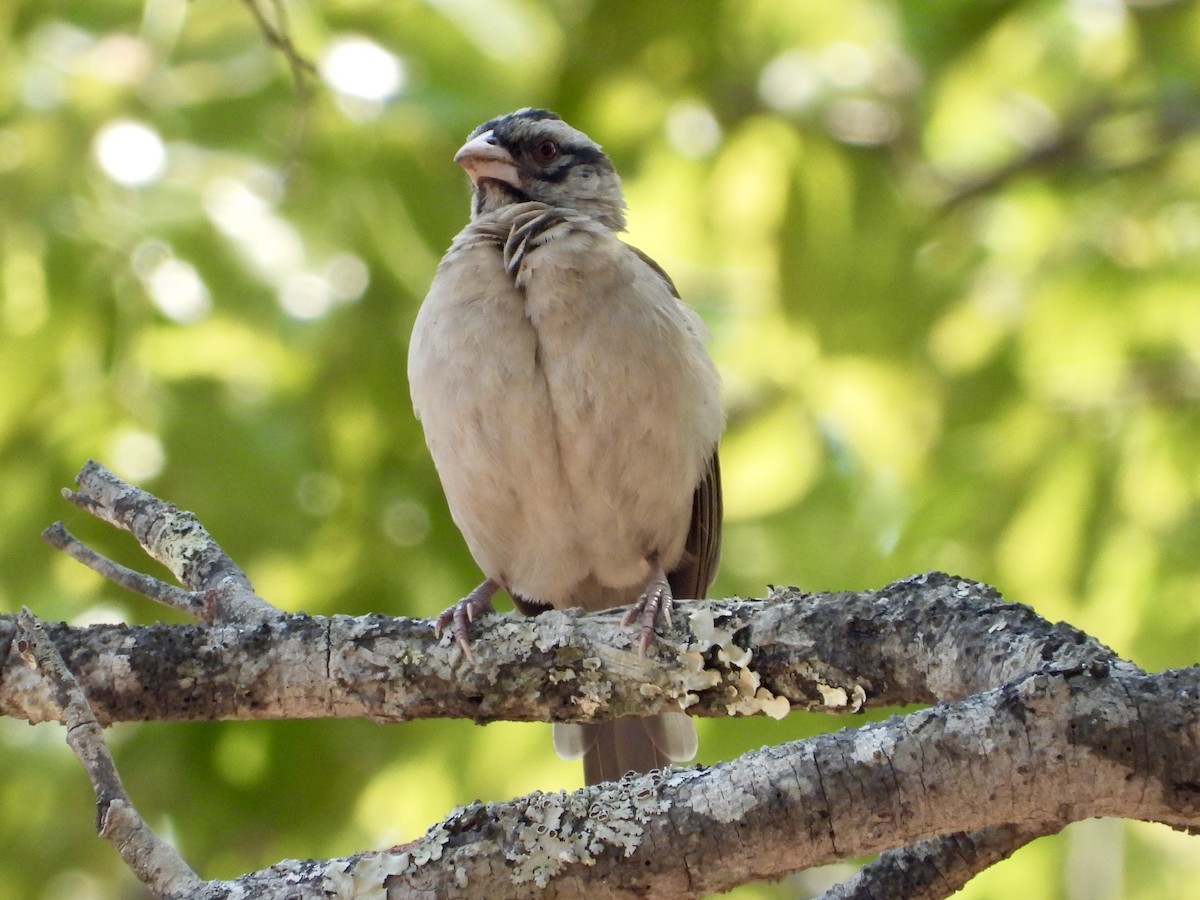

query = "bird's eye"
[{"left": 535, "top": 140, "right": 559, "bottom": 163}]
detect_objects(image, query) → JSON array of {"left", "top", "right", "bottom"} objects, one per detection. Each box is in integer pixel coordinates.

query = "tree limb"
[
  {"left": 7, "top": 461, "right": 1196, "bottom": 898},
  {"left": 0, "top": 575, "right": 1138, "bottom": 729},
  {"left": 70, "top": 664, "right": 1197, "bottom": 898},
  {"left": 14, "top": 609, "right": 203, "bottom": 897},
  {"left": 49, "top": 459, "right": 277, "bottom": 623}
]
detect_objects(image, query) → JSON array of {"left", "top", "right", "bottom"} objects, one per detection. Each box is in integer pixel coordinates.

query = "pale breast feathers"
[{"left": 409, "top": 204, "right": 720, "bottom": 607}]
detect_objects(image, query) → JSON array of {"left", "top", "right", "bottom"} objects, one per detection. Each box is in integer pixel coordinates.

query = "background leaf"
[{"left": 2, "top": 1, "right": 1199, "bottom": 897}]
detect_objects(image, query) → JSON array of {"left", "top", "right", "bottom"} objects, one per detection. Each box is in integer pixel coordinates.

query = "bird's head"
[{"left": 455, "top": 109, "right": 626, "bottom": 231}]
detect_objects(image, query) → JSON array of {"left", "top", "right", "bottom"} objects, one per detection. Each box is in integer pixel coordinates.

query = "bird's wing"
[
  {"left": 669, "top": 451, "right": 722, "bottom": 601},
  {"left": 625, "top": 244, "right": 723, "bottom": 602}
]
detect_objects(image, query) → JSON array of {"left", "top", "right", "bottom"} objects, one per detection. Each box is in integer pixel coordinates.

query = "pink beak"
[{"left": 454, "top": 130, "right": 520, "bottom": 189}]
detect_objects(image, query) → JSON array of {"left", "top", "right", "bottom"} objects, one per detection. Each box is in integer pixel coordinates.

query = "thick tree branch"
[
  {"left": 7, "top": 461, "right": 1196, "bottom": 898},
  {"left": 84, "top": 664, "right": 1198, "bottom": 898},
  {"left": 0, "top": 575, "right": 1138, "bottom": 729},
  {"left": 815, "top": 825, "right": 1043, "bottom": 900}
]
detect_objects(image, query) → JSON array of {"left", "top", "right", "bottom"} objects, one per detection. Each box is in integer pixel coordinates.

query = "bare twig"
[
  {"left": 15, "top": 608, "right": 204, "bottom": 897},
  {"left": 54, "top": 460, "right": 278, "bottom": 623},
  {"left": 240, "top": 0, "right": 316, "bottom": 178},
  {"left": 241, "top": 0, "right": 317, "bottom": 81},
  {"left": 41, "top": 522, "right": 210, "bottom": 619},
  {"left": 930, "top": 93, "right": 1200, "bottom": 212}
]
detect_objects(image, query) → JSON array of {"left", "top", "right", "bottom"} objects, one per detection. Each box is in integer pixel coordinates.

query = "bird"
[{"left": 407, "top": 108, "right": 723, "bottom": 785}]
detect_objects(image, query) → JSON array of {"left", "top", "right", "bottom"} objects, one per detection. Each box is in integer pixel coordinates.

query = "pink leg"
[
  {"left": 434, "top": 578, "right": 500, "bottom": 660},
  {"left": 621, "top": 554, "right": 673, "bottom": 656}
]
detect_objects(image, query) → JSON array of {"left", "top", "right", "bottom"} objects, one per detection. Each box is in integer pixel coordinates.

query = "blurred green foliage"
[{"left": 2, "top": 0, "right": 1199, "bottom": 897}]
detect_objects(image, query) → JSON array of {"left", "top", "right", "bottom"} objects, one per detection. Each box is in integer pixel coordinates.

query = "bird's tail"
[{"left": 554, "top": 712, "right": 697, "bottom": 785}]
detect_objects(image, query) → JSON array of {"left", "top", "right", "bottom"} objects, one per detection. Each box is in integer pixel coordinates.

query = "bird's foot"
[
  {"left": 434, "top": 579, "right": 500, "bottom": 661},
  {"left": 621, "top": 555, "right": 673, "bottom": 656}
]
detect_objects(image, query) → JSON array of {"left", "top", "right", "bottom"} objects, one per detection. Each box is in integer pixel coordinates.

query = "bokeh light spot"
[
  {"left": 382, "top": 500, "right": 431, "bottom": 547},
  {"left": 93, "top": 120, "right": 167, "bottom": 186},
  {"left": 297, "top": 472, "right": 343, "bottom": 517},
  {"left": 320, "top": 35, "right": 405, "bottom": 120},
  {"left": 110, "top": 430, "right": 166, "bottom": 481},
  {"left": 326, "top": 253, "right": 370, "bottom": 303},
  {"left": 148, "top": 258, "right": 211, "bottom": 323},
  {"left": 759, "top": 50, "right": 822, "bottom": 113},
  {"left": 279, "top": 273, "right": 332, "bottom": 320},
  {"left": 665, "top": 101, "right": 721, "bottom": 159}
]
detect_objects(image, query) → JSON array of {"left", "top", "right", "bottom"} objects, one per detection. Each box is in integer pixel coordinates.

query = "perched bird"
[{"left": 408, "top": 108, "right": 723, "bottom": 785}]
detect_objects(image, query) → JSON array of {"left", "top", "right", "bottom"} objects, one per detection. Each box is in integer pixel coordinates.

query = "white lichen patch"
[
  {"left": 566, "top": 662, "right": 613, "bottom": 718},
  {"left": 680, "top": 650, "right": 721, "bottom": 693},
  {"left": 408, "top": 821, "right": 449, "bottom": 866},
  {"left": 110, "top": 653, "right": 133, "bottom": 681},
  {"left": 504, "top": 779, "right": 666, "bottom": 887},
  {"left": 638, "top": 683, "right": 665, "bottom": 700},
  {"left": 571, "top": 693, "right": 602, "bottom": 718},
  {"left": 817, "top": 684, "right": 848, "bottom": 708},
  {"left": 847, "top": 682, "right": 867, "bottom": 713},
  {"left": 157, "top": 515, "right": 216, "bottom": 579},
  {"left": 756, "top": 691, "right": 791, "bottom": 720},
  {"left": 321, "top": 845, "right": 420, "bottom": 900},
  {"left": 850, "top": 725, "right": 898, "bottom": 765},
  {"left": 717, "top": 644, "right": 752, "bottom": 668},
  {"left": 724, "top": 665, "right": 793, "bottom": 720},
  {"left": 725, "top": 666, "right": 762, "bottom": 715},
  {"left": 498, "top": 618, "right": 539, "bottom": 650},
  {"left": 683, "top": 607, "right": 792, "bottom": 720},
  {"left": 663, "top": 767, "right": 706, "bottom": 788},
  {"left": 688, "top": 606, "right": 737, "bottom": 648},
  {"left": 687, "top": 781, "right": 760, "bottom": 823},
  {"left": 796, "top": 662, "right": 867, "bottom": 713}
]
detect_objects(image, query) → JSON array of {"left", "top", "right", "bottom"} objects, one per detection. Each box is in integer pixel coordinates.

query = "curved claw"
[
  {"left": 621, "top": 558, "right": 673, "bottom": 656},
  {"left": 434, "top": 579, "right": 500, "bottom": 661}
]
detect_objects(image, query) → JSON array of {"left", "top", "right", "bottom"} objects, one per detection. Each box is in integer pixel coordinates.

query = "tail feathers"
[{"left": 554, "top": 713, "right": 697, "bottom": 785}]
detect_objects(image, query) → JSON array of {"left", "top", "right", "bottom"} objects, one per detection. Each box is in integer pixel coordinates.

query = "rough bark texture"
[
  {"left": 0, "top": 575, "right": 1138, "bottom": 729},
  {"left": 65, "top": 664, "right": 1195, "bottom": 899},
  {"left": 4, "top": 462, "right": 1197, "bottom": 899}
]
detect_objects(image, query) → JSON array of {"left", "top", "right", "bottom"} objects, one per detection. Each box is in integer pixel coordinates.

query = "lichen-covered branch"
[
  {"left": 112, "top": 664, "right": 1200, "bottom": 898},
  {"left": 814, "top": 824, "right": 1044, "bottom": 900},
  {"left": 8, "top": 461, "right": 1197, "bottom": 898},
  {"left": 416, "top": 664, "right": 1200, "bottom": 896},
  {"left": 51, "top": 459, "right": 278, "bottom": 623},
  {"left": 0, "top": 574, "right": 1139, "bottom": 731},
  {"left": 14, "top": 609, "right": 203, "bottom": 897}
]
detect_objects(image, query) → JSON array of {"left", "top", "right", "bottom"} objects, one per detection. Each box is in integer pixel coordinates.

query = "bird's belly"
[{"left": 411, "top": 292, "right": 694, "bottom": 606}]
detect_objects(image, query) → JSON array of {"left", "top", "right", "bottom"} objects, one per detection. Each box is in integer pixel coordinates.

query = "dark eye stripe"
[
  {"left": 571, "top": 145, "right": 605, "bottom": 166},
  {"left": 536, "top": 160, "right": 575, "bottom": 183},
  {"left": 533, "top": 154, "right": 613, "bottom": 184}
]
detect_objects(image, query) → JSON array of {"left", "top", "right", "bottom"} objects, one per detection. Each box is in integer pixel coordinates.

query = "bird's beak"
[{"left": 454, "top": 130, "right": 521, "bottom": 189}]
